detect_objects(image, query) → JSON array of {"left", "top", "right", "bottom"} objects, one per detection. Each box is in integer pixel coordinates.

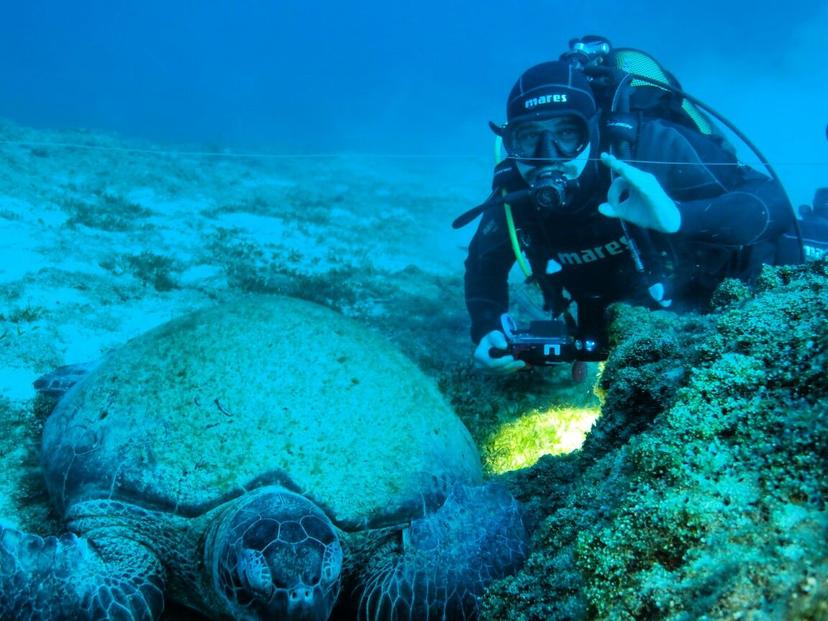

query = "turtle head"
[{"left": 206, "top": 486, "right": 343, "bottom": 621}]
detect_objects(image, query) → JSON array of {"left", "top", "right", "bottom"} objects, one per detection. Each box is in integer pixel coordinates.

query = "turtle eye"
[
  {"left": 237, "top": 548, "right": 275, "bottom": 597},
  {"left": 321, "top": 541, "right": 343, "bottom": 583}
]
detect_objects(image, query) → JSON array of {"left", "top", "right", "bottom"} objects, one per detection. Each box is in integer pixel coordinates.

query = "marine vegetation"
[
  {"left": 63, "top": 190, "right": 154, "bottom": 232},
  {"left": 481, "top": 256, "right": 828, "bottom": 620}
]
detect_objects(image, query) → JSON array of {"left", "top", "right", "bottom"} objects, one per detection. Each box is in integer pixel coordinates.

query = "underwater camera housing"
[{"left": 496, "top": 314, "right": 606, "bottom": 365}]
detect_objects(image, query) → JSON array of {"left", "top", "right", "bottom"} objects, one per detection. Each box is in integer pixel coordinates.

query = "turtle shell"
[{"left": 42, "top": 296, "right": 482, "bottom": 531}]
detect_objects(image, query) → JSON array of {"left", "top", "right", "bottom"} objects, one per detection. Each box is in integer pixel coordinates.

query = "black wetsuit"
[{"left": 464, "top": 118, "right": 796, "bottom": 347}]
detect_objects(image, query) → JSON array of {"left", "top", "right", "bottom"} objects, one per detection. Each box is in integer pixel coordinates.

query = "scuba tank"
[
  {"left": 563, "top": 36, "right": 685, "bottom": 307},
  {"left": 560, "top": 35, "right": 804, "bottom": 298}
]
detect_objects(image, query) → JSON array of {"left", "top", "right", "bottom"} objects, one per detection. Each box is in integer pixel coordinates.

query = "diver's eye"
[
  {"left": 515, "top": 128, "right": 541, "bottom": 143},
  {"left": 556, "top": 124, "right": 582, "bottom": 141}
]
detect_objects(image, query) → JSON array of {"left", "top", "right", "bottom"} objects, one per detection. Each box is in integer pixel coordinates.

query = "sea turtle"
[{"left": 0, "top": 296, "right": 527, "bottom": 620}]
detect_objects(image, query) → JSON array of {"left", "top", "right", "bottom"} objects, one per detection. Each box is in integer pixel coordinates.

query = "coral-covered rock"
[{"left": 483, "top": 257, "right": 828, "bottom": 620}]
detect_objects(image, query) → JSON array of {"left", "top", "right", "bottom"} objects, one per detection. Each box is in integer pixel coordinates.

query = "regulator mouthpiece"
[{"left": 531, "top": 170, "right": 568, "bottom": 212}]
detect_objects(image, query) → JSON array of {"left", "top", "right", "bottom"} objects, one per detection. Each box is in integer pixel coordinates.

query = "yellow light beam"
[{"left": 483, "top": 407, "right": 601, "bottom": 474}]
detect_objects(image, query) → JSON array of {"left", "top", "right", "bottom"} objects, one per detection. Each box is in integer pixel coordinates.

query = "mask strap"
[{"left": 564, "top": 143, "right": 591, "bottom": 179}]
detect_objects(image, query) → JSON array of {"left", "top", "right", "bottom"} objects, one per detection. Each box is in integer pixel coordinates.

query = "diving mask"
[{"left": 502, "top": 116, "right": 589, "bottom": 161}]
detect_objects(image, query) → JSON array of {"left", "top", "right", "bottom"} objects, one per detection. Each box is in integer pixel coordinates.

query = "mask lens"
[{"left": 506, "top": 117, "right": 587, "bottom": 159}]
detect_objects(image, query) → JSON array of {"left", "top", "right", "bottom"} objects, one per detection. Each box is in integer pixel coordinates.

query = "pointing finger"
[
  {"left": 600, "top": 152, "right": 638, "bottom": 180},
  {"left": 598, "top": 202, "right": 619, "bottom": 219},
  {"left": 600, "top": 152, "right": 621, "bottom": 171}
]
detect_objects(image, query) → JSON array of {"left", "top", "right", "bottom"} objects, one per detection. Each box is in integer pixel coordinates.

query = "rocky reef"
[{"left": 481, "top": 257, "right": 828, "bottom": 619}]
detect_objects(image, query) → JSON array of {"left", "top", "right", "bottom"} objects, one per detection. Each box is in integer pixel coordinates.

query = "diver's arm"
[
  {"left": 464, "top": 211, "right": 516, "bottom": 344},
  {"left": 636, "top": 120, "right": 793, "bottom": 245},
  {"left": 675, "top": 176, "right": 791, "bottom": 245}
]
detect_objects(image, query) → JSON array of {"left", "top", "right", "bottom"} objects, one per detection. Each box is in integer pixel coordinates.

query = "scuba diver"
[
  {"left": 783, "top": 187, "right": 828, "bottom": 260},
  {"left": 454, "top": 36, "right": 802, "bottom": 374}
]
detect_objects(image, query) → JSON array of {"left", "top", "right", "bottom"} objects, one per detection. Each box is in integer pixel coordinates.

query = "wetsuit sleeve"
[
  {"left": 464, "top": 206, "right": 516, "bottom": 343},
  {"left": 636, "top": 120, "right": 793, "bottom": 246}
]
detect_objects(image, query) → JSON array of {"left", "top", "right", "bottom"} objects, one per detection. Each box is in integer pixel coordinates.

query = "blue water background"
[{"left": 0, "top": 0, "right": 825, "bottom": 204}]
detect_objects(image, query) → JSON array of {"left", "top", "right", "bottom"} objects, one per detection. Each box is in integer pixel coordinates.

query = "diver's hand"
[
  {"left": 598, "top": 152, "right": 681, "bottom": 233},
  {"left": 474, "top": 330, "right": 527, "bottom": 375}
]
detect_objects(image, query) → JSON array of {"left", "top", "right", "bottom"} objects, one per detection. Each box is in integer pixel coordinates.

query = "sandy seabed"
[{"left": 0, "top": 118, "right": 496, "bottom": 532}]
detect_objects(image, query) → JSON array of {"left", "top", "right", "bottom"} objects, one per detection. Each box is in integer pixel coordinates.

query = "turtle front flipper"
[
  {"left": 356, "top": 482, "right": 529, "bottom": 620},
  {"left": 0, "top": 524, "right": 165, "bottom": 620}
]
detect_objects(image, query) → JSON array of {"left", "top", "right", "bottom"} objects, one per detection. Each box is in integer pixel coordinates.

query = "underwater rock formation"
[{"left": 483, "top": 257, "right": 828, "bottom": 620}]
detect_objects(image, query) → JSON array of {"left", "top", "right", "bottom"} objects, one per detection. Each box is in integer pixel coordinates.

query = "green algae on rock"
[{"left": 482, "top": 257, "right": 828, "bottom": 620}]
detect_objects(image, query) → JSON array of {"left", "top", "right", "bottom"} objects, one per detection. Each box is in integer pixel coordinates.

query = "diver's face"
[{"left": 506, "top": 115, "right": 591, "bottom": 186}]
